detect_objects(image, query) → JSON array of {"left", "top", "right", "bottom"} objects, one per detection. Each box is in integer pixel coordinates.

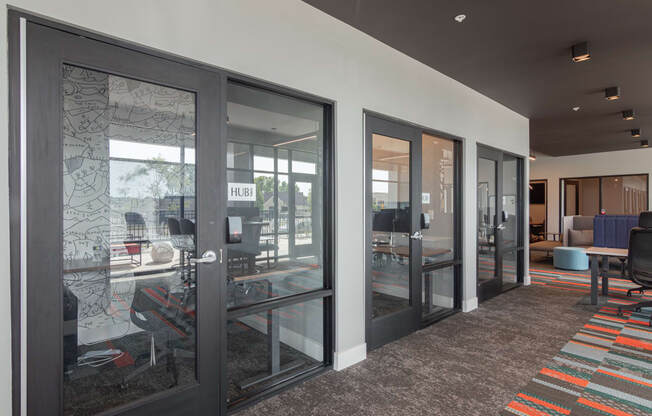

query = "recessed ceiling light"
[
  {"left": 632, "top": 129, "right": 641, "bottom": 138},
  {"left": 572, "top": 106, "right": 580, "bottom": 112},
  {"left": 605, "top": 86, "right": 620, "bottom": 101},
  {"left": 454, "top": 14, "right": 467, "bottom": 23},
  {"left": 571, "top": 42, "right": 591, "bottom": 63},
  {"left": 641, "top": 140, "right": 649, "bottom": 148},
  {"left": 623, "top": 109, "right": 635, "bottom": 120}
]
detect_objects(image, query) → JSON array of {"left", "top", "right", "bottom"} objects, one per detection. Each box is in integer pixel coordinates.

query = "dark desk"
[
  {"left": 585, "top": 247, "right": 628, "bottom": 305},
  {"left": 229, "top": 266, "right": 312, "bottom": 389}
]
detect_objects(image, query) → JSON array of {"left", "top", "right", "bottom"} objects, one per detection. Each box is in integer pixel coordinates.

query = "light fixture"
[
  {"left": 632, "top": 129, "right": 641, "bottom": 138},
  {"left": 379, "top": 154, "right": 409, "bottom": 162},
  {"left": 622, "top": 109, "right": 635, "bottom": 120},
  {"left": 571, "top": 42, "right": 591, "bottom": 63},
  {"left": 273, "top": 134, "right": 317, "bottom": 147},
  {"left": 641, "top": 140, "right": 649, "bottom": 148},
  {"left": 605, "top": 86, "right": 620, "bottom": 101},
  {"left": 454, "top": 14, "right": 466, "bottom": 23},
  {"left": 529, "top": 154, "right": 536, "bottom": 161},
  {"left": 572, "top": 106, "right": 580, "bottom": 112}
]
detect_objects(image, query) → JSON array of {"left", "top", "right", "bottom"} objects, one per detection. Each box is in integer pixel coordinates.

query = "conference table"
[{"left": 585, "top": 246, "right": 629, "bottom": 305}]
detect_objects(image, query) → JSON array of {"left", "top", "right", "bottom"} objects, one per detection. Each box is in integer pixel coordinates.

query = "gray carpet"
[{"left": 236, "top": 285, "right": 596, "bottom": 415}]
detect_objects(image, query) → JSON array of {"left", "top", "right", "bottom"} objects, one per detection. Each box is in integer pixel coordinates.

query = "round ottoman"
[
  {"left": 151, "top": 241, "right": 175, "bottom": 264},
  {"left": 553, "top": 246, "right": 588, "bottom": 271}
]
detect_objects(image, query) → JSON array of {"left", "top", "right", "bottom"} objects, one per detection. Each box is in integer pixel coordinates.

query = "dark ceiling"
[{"left": 302, "top": 0, "right": 652, "bottom": 156}]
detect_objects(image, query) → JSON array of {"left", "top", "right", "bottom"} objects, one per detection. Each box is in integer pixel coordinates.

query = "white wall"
[
  {"left": 531, "top": 148, "right": 652, "bottom": 235},
  {"left": 0, "top": 1, "right": 529, "bottom": 412}
]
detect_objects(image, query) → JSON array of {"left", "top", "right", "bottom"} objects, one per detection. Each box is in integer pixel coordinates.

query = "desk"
[
  {"left": 229, "top": 265, "right": 314, "bottom": 389},
  {"left": 585, "top": 247, "right": 628, "bottom": 305}
]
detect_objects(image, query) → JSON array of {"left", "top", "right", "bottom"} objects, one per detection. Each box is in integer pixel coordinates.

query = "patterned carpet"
[{"left": 503, "top": 267, "right": 652, "bottom": 416}]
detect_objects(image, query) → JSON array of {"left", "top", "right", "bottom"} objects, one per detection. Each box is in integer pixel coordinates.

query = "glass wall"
[
  {"left": 563, "top": 174, "right": 648, "bottom": 217},
  {"left": 370, "top": 134, "right": 411, "bottom": 318},
  {"left": 420, "top": 133, "right": 456, "bottom": 318},
  {"left": 62, "top": 65, "right": 197, "bottom": 414},
  {"left": 225, "top": 82, "right": 327, "bottom": 405},
  {"left": 477, "top": 158, "right": 497, "bottom": 284}
]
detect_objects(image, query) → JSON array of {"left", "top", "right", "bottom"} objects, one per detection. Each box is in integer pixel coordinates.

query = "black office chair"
[
  {"left": 167, "top": 217, "right": 181, "bottom": 236},
  {"left": 618, "top": 211, "right": 652, "bottom": 324},
  {"left": 124, "top": 278, "right": 195, "bottom": 386},
  {"left": 179, "top": 218, "right": 195, "bottom": 237}
]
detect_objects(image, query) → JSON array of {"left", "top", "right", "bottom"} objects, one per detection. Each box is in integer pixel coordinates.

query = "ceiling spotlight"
[
  {"left": 571, "top": 42, "right": 591, "bottom": 63},
  {"left": 454, "top": 14, "right": 467, "bottom": 23},
  {"left": 642, "top": 140, "right": 649, "bottom": 148},
  {"left": 605, "top": 86, "right": 620, "bottom": 101},
  {"left": 572, "top": 106, "right": 580, "bottom": 112},
  {"left": 632, "top": 129, "right": 641, "bottom": 138},
  {"left": 623, "top": 109, "right": 635, "bottom": 120}
]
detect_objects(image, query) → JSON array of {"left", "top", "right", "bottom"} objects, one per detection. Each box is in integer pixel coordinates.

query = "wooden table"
[{"left": 585, "top": 246, "right": 628, "bottom": 305}]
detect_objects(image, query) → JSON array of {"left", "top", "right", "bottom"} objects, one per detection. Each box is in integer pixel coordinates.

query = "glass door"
[
  {"left": 477, "top": 146, "right": 523, "bottom": 302},
  {"left": 25, "top": 23, "right": 221, "bottom": 415},
  {"left": 366, "top": 116, "right": 421, "bottom": 350}
]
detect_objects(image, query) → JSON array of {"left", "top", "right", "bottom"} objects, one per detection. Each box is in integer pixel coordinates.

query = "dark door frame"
[
  {"left": 476, "top": 144, "right": 525, "bottom": 302},
  {"left": 364, "top": 111, "right": 463, "bottom": 351},
  {"left": 8, "top": 10, "right": 336, "bottom": 416}
]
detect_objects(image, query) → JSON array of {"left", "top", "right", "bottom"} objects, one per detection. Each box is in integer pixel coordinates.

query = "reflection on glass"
[
  {"left": 371, "top": 134, "right": 411, "bottom": 318},
  {"left": 503, "top": 250, "right": 518, "bottom": 284},
  {"left": 502, "top": 155, "right": 518, "bottom": 250},
  {"left": 62, "top": 65, "right": 196, "bottom": 414},
  {"left": 422, "top": 267, "right": 455, "bottom": 317},
  {"left": 226, "top": 83, "right": 324, "bottom": 310},
  {"left": 602, "top": 175, "right": 648, "bottom": 215},
  {"left": 225, "top": 82, "right": 325, "bottom": 405},
  {"left": 478, "top": 158, "right": 497, "bottom": 283},
  {"left": 227, "top": 299, "right": 324, "bottom": 403},
  {"left": 421, "top": 133, "right": 455, "bottom": 264}
]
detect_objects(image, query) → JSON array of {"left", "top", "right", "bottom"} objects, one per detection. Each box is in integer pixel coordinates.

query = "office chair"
[
  {"left": 124, "top": 212, "right": 148, "bottom": 240},
  {"left": 124, "top": 278, "right": 195, "bottom": 386},
  {"left": 179, "top": 218, "right": 196, "bottom": 238},
  {"left": 618, "top": 211, "right": 652, "bottom": 324},
  {"left": 167, "top": 217, "right": 181, "bottom": 236}
]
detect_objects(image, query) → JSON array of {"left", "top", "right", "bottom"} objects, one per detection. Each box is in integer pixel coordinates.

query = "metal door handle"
[
  {"left": 410, "top": 231, "right": 423, "bottom": 240},
  {"left": 190, "top": 250, "right": 217, "bottom": 265},
  {"left": 496, "top": 224, "right": 505, "bottom": 230}
]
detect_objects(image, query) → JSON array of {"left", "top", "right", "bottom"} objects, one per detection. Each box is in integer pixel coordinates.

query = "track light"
[
  {"left": 622, "top": 109, "right": 635, "bottom": 120},
  {"left": 632, "top": 129, "right": 641, "bottom": 138},
  {"left": 571, "top": 42, "right": 590, "bottom": 63},
  {"left": 605, "top": 86, "right": 620, "bottom": 101},
  {"left": 641, "top": 140, "right": 649, "bottom": 148}
]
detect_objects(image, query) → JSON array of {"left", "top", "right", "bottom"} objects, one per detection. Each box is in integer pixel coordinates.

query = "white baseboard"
[
  {"left": 333, "top": 343, "right": 367, "bottom": 371},
  {"left": 523, "top": 275, "right": 532, "bottom": 286},
  {"left": 462, "top": 297, "right": 478, "bottom": 312}
]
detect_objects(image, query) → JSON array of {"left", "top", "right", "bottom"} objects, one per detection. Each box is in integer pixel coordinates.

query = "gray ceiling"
[{"left": 302, "top": 0, "right": 652, "bottom": 156}]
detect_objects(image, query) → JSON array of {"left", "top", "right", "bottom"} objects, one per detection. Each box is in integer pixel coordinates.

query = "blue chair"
[{"left": 554, "top": 246, "right": 589, "bottom": 271}]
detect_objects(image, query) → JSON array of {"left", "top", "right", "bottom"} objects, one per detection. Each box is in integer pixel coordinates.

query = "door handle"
[
  {"left": 190, "top": 250, "right": 218, "bottom": 265},
  {"left": 410, "top": 231, "right": 423, "bottom": 240},
  {"left": 496, "top": 224, "right": 505, "bottom": 231}
]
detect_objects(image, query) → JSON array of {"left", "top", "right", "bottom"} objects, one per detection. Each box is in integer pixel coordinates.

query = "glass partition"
[
  {"left": 371, "top": 134, "right": 412, "bottom": 318},
  {"left": 62, "top": 65, "right": 197, "bottom": 414}
]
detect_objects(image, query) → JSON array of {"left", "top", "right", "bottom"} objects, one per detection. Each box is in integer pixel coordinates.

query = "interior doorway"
[
  {"left": 477, "top": 145, "right": 525, "bottom": 302},
  {"left": 365, "top": 113, "right": 462, "bottom": 350}
]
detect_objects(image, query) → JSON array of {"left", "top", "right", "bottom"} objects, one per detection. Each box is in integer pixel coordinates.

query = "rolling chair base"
[
  {"left": 618, "top": 301, "right": 652, "bottom": 326},
  {"left": 627, "top": 286, "right": 646, "bottom": 297}
]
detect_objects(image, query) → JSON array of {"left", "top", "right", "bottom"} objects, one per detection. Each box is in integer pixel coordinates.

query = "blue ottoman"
[{"left": 553, "top": 246, "right": 589, "bottom": 271}]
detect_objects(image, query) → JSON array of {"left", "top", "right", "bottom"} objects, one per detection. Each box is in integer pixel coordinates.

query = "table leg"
[
  {"left": 601, "top": 255, "right": 609, "bottom": 296},
  {"left": 424, "top": 272, "right": 432, "bottom": 315},
  {"left": 590, "top": 254, "right": 598, "bottom": 305}
]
